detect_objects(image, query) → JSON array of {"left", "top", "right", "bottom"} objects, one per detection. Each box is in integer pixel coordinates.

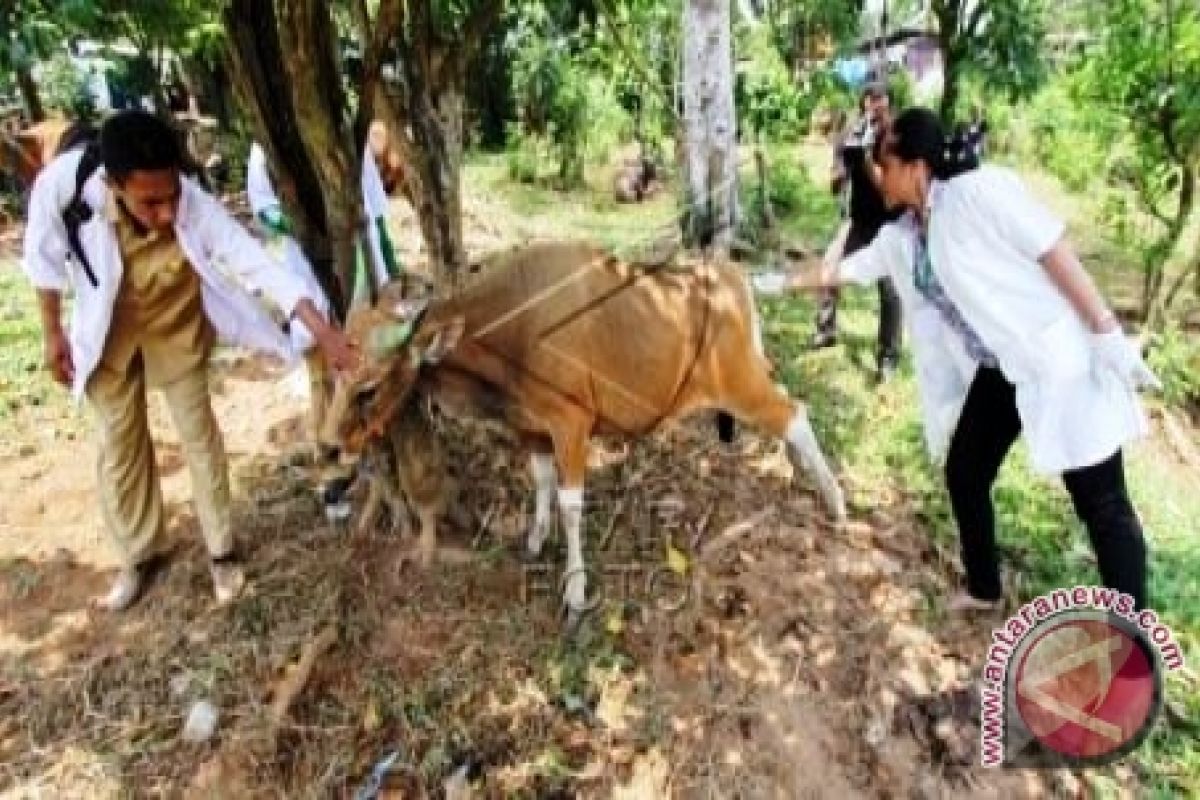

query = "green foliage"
[
  {"left": 1147, "top": 324, "right": 1200, "bottom": 409},
  {"left": 38, "top": 54, "right": 96, "bottom": 119},
  {"left": 886, "top": 69, "right": 915, "bottom": 112},
  {"left": 594, "top": 0, "right": 680, "bottom": 148},
  {"left": 1009, "top": 78, "right": 1122, "bottom": 192},
  {"left": 765, "top": 0, "right": 860, "bottom": 74},
  {"left": 508, "top": 2, "right": 596, "bottom": 186},
  {"left": 736, "top": 28, "right": 805, "bottom": 141},
  {"left": 932, "top": 0, "right": 1050, "bottom": 123},
  {"left": 1072, "top": 0, "right": 1200, "bottom": 322}
]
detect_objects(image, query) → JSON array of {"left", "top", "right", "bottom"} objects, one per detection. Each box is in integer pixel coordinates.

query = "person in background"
[
  {"left": 787, "top": 107, "right": 1157, "bottom": 612},
  {"left": 814, "top": 84, "right": 904, "bottom": 383},
  {"left": 23, "top": 111, "right": 359, "bottom": 612}
]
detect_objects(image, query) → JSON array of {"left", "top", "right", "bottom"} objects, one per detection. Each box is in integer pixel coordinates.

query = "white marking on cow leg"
[
  {"left": 526, "top": 453, "right": 557, "bottom": 556},
  {"left": 786, "top": 409, "right": 847, "bottom": 523},
  {"left": 558, "top": 486, "right": 587, "bottom": 613},
  {"left": 416, "top": 505, "right": 439, "bottom": 568}
]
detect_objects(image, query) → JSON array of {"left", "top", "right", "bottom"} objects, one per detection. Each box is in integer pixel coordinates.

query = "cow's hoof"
[{"left": 561, "top": 603, "right": 588, "bottom": 638}]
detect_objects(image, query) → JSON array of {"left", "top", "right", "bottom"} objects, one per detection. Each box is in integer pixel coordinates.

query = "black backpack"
[{"left": 54, "top": 123, "right": 102, "bottom": 288}]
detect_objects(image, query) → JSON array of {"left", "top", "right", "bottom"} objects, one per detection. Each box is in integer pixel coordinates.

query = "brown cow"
[
  {"left": 319, "top": 240, "right": 846, "bottom": 624},
  {"left": 0, "top": 117, "right": 74, "bottom": 191}
]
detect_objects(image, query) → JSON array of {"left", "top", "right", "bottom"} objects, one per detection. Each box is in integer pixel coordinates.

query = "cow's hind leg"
[
  {"left": 547, "top": 414, "right": 594, "bottom": 633},
  {"left": 524, "top": 436, "right": 558, "bottom": 559},
  {"left": 720, "top": 372, "right": 846, "bottom": 523}
]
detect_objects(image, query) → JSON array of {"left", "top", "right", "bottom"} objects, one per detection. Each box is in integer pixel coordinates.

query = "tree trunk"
[
  {"left": 407, "top": 87, "right": 467, "bottom": 290},
  {"left": 1145, "top": 163, "right": 1196, "bottom": 330},
  {"left": 681, "top": 0, "right": 738, "bottom": 254},
  {"left": 16, "top": 64, "right": 44, "bottom": 122},
  {"left": 932, "top": 0, "right": 963, "bottom": 125},
  {"left": 225, "top": 0, "right": 353, "bottom": 316},
  {"left": 389, "top": 0, "right": 477, "bottom": 291},
  {"left": 276, "top": 0, "right": 363, "bottom": 314},
  {"left": 939, "top": 45, "right": 962, "bottom": 126}
]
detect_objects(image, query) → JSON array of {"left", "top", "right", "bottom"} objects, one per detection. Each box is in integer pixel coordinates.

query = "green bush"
[
  {"left": 39, "top": 54, "right": 96, "bottom": 119},
  {"left": 505, "top": 124, "right": 542, "bottom": 184},
  {"left": 736, "top": 28, "right": 814, "bottom": 142},
  {"left": 1147, "top": 324, "right": 1200, "bottom": 410},
  {"left": 1008, "top": 77, "right": 1124, "bottom": 192}
]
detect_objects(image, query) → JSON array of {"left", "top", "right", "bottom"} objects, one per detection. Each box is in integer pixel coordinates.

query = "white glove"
[{"left": 1090, "top": 328, "right": 1162, "bottom": 391}]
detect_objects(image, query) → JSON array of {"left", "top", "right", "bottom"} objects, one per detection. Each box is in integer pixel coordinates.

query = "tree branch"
[
  {"left": 596, "top": 0, "right": 681, "bottom": 120},
  {"left": 458, "top": 0, "right": 504, "bottom": 67},
  {"left": 965, "top": 0, "right": 988, "bottom": 39}
]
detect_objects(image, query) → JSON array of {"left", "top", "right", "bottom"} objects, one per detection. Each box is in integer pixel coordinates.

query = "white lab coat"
[
  {"left": 246, "top": 141, "right": 393, "bottom": 290},
  {"left": 22, "top": 148, "right": 325, "bottom": 400},
  {"left": 839, "top": 165, "right": 1147, "bottom": 475}
]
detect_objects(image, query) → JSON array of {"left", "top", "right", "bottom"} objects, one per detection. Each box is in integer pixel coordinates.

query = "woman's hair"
[
  {"left": 879, "top": 106, "right": 978, "bottom": 180},
  {"left": 99, "top": 110, "right": 184, "bottom": 184}
]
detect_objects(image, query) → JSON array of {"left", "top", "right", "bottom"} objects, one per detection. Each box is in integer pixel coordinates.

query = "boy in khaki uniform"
[{"left": 24, "top": 111, "right": 359, "bottom": 611}]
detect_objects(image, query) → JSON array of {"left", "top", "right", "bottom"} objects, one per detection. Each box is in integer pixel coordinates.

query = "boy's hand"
[{"left": 44, "top": 326, "right": 75, "bottom": 386}]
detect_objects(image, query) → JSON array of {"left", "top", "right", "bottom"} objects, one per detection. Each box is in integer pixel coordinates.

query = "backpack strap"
[{"left": 60, "top": 142, "right": 102, "bottom": 288}]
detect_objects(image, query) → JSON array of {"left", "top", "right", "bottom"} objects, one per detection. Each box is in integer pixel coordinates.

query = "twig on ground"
[{"left": 267, "top": 626, "right": 338, "bottom": 731}]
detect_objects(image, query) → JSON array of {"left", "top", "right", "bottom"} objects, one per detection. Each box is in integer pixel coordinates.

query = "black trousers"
[
  {"left": 945, "top": 367, "right": 1148, "bottom": 608},
  {"left": 815, "top": 220, "right": 903, "bottom": 366}
]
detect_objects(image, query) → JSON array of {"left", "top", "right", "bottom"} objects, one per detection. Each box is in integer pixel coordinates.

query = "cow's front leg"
[{"left": 526, "top": 452, "right": 558, "bottom": 557}]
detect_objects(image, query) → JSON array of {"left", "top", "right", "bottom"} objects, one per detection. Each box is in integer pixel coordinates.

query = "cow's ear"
[{"left": 422, "top": 316, "right": 465, "bottom": 364}]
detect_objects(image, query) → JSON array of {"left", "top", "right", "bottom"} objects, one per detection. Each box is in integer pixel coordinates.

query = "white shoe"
[
  {"left": 948, "top": 591, "right": 1003, "bottom": 613},
  {"left": 210, "top": 560, "right": 246, "bottom": 605},
  {"left": 99, "top": 568, "right": 144, "bottom": 612}
]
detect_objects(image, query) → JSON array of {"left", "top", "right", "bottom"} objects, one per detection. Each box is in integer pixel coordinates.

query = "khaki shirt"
[{"left": 98, "top": 193, "right": 214, "bottom": 385}]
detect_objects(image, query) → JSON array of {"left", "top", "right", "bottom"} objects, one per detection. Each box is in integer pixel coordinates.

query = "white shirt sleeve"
[
  {"left": 974, "top": 167, "right": 1065, "bottom": 261},
  {"left": 21, "top": 151, "right": 77, "bottom": 292},
  {"left": 189, "top": 180, "right": 313, "bottom": 317},
  {"left": 836, "top": 223, "right": 899, "bottom": 286}
]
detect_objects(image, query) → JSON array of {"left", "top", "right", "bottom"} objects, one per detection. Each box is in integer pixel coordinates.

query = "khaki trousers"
[{"left": 87, "top": 356, "right": 232, "bottom": 568}]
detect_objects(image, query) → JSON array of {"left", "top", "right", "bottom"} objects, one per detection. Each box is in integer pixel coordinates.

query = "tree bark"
[
  {"left": 16, "top": 64, "right": 44, "bottom": 122},
  {"left": 277, "top": 0, "right": 363, "bottom": 314},
  {"left": 1145, "top": 162, "right": 1196, "bottom": 330},
  {"left": 932, "top": 0, "right": 963, "bottom": 125},
  {"left": 380, "top": 0, "right": 502, "bottom": 291},
  {"left": 681, "top": 0, "right": 738, "bottom": 255},
  {"left": 225, "top": 0, "right": 349, "bottom": 315},
  {"left": 406, "top": 87, "right": 467, "bottom": 290}
]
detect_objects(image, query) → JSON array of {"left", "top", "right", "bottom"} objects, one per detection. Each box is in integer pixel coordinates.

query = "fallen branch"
[{"left": 268, "top": 626, "right": 338, "bottom": 729}]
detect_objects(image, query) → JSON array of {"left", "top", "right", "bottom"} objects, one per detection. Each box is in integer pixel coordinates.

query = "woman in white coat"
[{"left": 788, "top": 107, "right": 1158, "bottom": 611}]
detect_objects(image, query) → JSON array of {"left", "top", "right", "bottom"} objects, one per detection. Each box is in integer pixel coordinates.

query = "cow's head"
[{"left": 317, "top": 296, "right": 464, "bottom": 519}]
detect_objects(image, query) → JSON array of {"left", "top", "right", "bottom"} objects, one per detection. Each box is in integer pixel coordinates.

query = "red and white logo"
[{"left": 1013, "top": 614, "right": 1158, "bottom": 762}]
